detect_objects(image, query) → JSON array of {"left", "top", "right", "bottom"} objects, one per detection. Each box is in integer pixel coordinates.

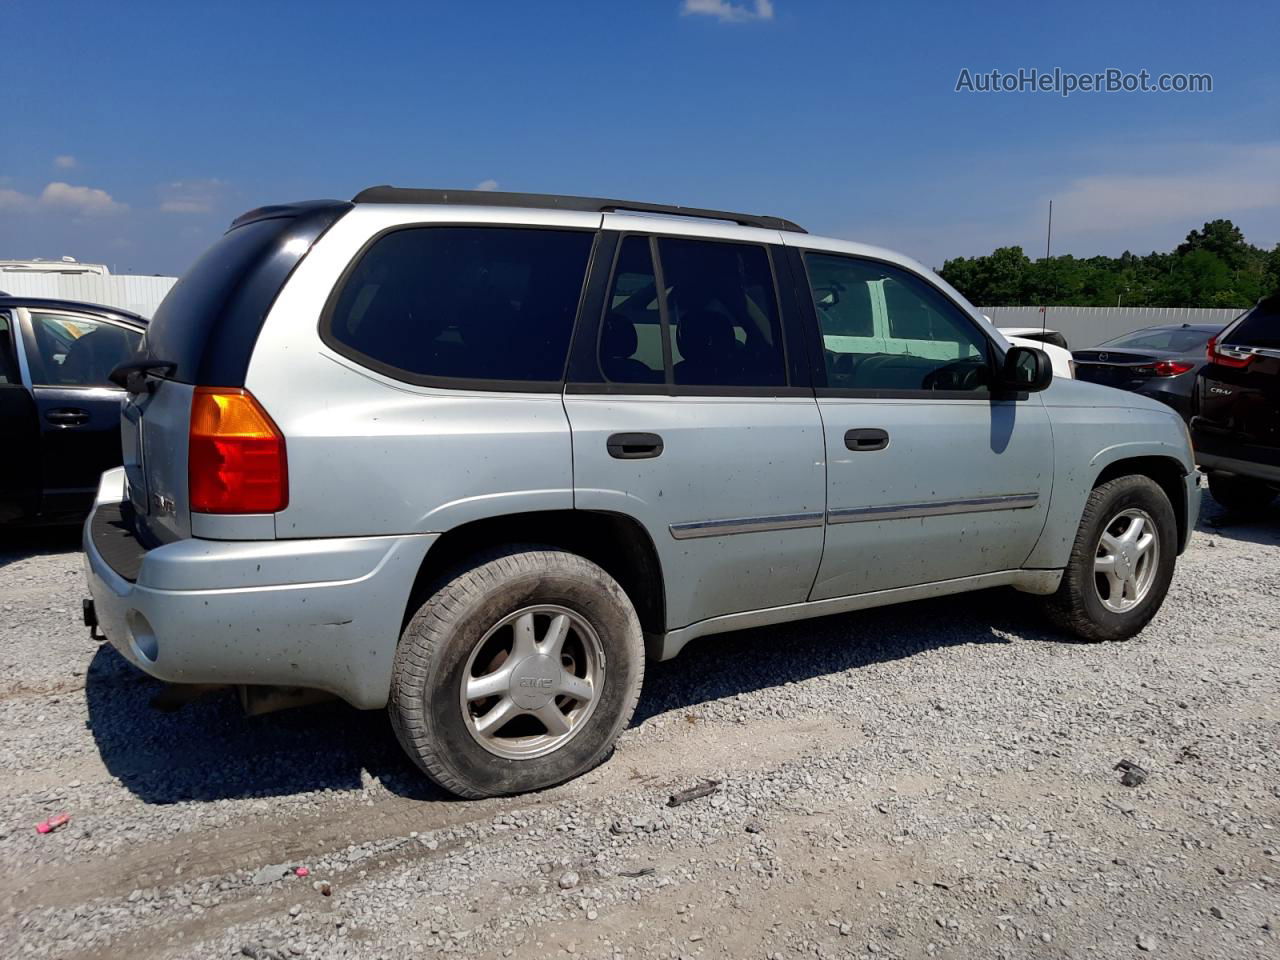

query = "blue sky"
[{"left": 3, "top": 0, "right": 1278, "bottom": 276}]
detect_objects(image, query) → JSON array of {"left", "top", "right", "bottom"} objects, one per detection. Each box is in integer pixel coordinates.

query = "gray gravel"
[{"left": 1, "top": 489, "right": 1277, "bottom": 960}]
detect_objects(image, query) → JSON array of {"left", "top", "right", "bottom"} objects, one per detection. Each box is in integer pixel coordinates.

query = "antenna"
[{"left": 1042, "top": 200, "right": 1053, "bottom": 334}]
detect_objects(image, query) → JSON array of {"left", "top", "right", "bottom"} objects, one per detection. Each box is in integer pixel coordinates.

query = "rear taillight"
[
  {"left": 189, "top": 387, "right": 288, "bottom": 514},
  {"left": 1206, "top": 336, "right": 1254, "bottom": 369},
  {"left": 1153, "top": 360, "right": 1195, "bottom": 377}
]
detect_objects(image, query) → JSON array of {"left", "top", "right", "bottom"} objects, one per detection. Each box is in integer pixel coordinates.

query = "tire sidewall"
[
  {"left": 400, "top": 553, "right": 643, "bottom": 796},
  {"left": 1073, "top": 478, "right": 1177, "bottom": 638}
]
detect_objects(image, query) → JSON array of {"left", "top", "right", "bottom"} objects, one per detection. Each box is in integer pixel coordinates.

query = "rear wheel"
[
  {"left": 389, "top": 545, "right": 644, "bottom": 798},
  {"left": 1207, "top": 471, "right": 1276, "bottom": 514},
  {"left": 1043, "top": 475, "right": 1178, "bottom": 642}
]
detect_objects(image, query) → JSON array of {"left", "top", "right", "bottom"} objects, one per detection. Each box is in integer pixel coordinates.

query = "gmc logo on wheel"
[{"left": 518, "top": 677, "right": 554, "bottom": 689}]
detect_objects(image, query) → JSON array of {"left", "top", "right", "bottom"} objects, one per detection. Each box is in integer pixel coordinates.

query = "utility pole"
[{"left": 1042, "top": 200, "right": 1053, "bottom": 333}]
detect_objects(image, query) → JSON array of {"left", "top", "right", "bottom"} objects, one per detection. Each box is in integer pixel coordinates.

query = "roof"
[
  {"left": 0, "top": 295, "right": 148, "bottom": 326},
  {"left": 350, "top": 186, "right": 807, "bottom": 233}
]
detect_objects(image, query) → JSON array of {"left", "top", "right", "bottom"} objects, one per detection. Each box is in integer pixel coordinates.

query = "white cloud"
[
  {"left": 53, "top": 155, "right": 77, "bottom": 169},
  {"left": 681, "top": 0, "right": 774, "bottom": 23},
  {"left": 1048, "top": 144, "right": 1280, "bottom": 236},
  {"left": 158, "top": 178, "right": 227, "bottom": 214},
  {"left": 474, "top": 179, "right": 500, "bottom": 192},
  {"left": 0, "top": 181, "right": 127, "bottom": 216},
  {"left": 39, "top": 181, "right": 127, "bottom": 216}
]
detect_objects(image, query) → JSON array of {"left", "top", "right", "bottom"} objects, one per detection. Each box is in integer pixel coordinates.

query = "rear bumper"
[
  {"left": 1191, "top": 422, "right": 1280, "bottom": 485},
  {"left": 83, "top": 469, "right": 436, "bottom": 708}
]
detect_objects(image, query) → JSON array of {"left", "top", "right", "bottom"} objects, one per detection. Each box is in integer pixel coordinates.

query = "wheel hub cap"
[
  {"left": 1093, "top": 507, "right": 1159, "bottom": 614},
  {"left": 458, "top": 604, "right": 605, "bottom": 760},
  {"left": 509, "top": 655, "right": 563, "bottom": 710}
]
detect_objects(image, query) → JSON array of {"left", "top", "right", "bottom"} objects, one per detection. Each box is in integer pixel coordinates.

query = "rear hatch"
[
  {"left": 121, "top": 201, "right": 351, "bottom": 544},
  {"left": 1194, "top": 298, "right": 1280, "bottom": 463}
]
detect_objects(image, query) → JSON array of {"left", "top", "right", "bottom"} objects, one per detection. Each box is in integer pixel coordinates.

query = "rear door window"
[
  {"left": 0, "top": 311, "right": 20, "bottom": 384},
  {"left": 598, "top": 235, "right": 787, "bottom": 388},
  {"left": 326, "top": 226, "right": 595, "bottom": 388}
]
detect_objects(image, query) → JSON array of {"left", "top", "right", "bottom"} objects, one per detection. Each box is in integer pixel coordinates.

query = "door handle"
[
  {"left": 845, "top": 428, "right": 889, "bottom": 451},
  {"left": 607, "top": 432, "right": 664, "bottom": 460},
  {"left": 45, "top": 407, "right": 90, "bottom": 426}
]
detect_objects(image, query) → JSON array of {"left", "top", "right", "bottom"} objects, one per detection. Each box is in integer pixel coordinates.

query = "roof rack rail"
[{"left": 351, "top": 186, "right": 806, "bottom": 233}]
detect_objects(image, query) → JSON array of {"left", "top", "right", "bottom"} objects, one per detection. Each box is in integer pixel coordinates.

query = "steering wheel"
[{"left": 922, "top": 358, "right": 986, "bottom": 391}]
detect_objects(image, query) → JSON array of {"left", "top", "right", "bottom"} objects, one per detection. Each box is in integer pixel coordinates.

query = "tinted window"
[
  {"left": 659, "top": 237, "right": 785, "bottom": 387},
  {"left": 328, "top": 227, "right": 594, "bottom": 385},
  {"left": 27, "top": 312, "right": 141, "bottom": 387},
  {"left": 600, "top": 236, "right": 664, "bottom": 383},
  {"left": 806, "top": 253, "right": 990, "bottom": 392},
  {"left": 147, "top": 207, "right": 348, "bottom": 385},
  {"left": 1101, "top": 327, "right": 1217, "bottom": 352},
  {"left": 1225, "top": 297, "right": 1280, "bottom": 349}
]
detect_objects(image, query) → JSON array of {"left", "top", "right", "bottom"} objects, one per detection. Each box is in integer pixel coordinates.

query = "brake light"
[
  {"left": 1152, "top": 360, "right": 1194, "bottom": 377},
  {"left": 189, "top": 387, "right": 288, "bottom": 513},
  {"left": 1206, "top": 336, "right": 1254, "bottom": 369}
]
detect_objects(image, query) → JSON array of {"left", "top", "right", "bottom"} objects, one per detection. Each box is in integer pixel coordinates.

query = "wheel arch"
[
  {"left": 1091, "top": 455, "right": 1191, "bottom": 554},
  {"left": 403, "top": 509, "right": 667, "bottom": 638}
]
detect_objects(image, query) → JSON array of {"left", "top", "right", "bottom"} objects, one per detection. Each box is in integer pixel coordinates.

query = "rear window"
[
  {"left": 145, "top": 204, "right": 349, "bottom": 385},
  {"left": 324, "top": 226, "right": 595, "bottom": 387},
  {"left": 1101, "top": 327, "right": 1216, "bottom": 352},
  {"left": 1225, "top": 297, "right": 1280, "bottom": 349}
]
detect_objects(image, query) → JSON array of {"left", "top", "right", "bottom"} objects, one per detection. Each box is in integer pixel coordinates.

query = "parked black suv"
[
  {"left": 1191, "top": 295, "right": 1279, "bottom": 513},
  {"left": 0, "top": 297, "right": 145, "bottom": 525}
]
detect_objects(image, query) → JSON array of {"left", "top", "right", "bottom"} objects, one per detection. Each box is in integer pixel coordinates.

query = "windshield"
[{"left": 1099, "top": 327, "right": 1218, "bottom": 353}]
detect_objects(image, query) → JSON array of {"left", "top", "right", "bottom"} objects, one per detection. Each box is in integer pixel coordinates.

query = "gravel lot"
[{"left": 2, "top": 488, "right": 1277, "bottom": 960}]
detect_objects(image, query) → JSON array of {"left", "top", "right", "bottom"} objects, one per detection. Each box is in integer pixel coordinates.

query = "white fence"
[
  {"left": 980, "top": 306, "right": 1244, "bottom": 349},
  {"left": 0, "top": 272, "right": 177, "bottom": 318}
]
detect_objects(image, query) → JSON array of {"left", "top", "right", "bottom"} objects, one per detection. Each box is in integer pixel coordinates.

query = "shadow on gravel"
[
  {"left": 1196, "top": 489, "right": 1280, "bottom": 547},
  {"left": 85, "top": 584, "right": 1055, "bottom": 806},
  {"left": 84, "top": 645, "right": 449, "bottom": 805},
  {"left": 632, "top": 585, "right": 1057, "bottom": 725},
  {"left": 0, "top": 525, "right": 82, "bottom": 570}
]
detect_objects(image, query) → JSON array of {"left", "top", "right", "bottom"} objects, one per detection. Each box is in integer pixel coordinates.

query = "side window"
[
  {"left": 599, "top": 236, "right": 664, "bottom": 383},
  {"left": 27, "top": 312, "right": 141, "bottom": 387},
  {"left": 0, "top": 311, "right": 20, "bottom": 384},
  {"left": 660, "top": 237, "right": 786, "bottom": 388},
  {"left": 804, "top": 253, "right": 991, "bottom": 393},
  {"left": 327, "top": 226, "right": 595, "bottom": 386}
]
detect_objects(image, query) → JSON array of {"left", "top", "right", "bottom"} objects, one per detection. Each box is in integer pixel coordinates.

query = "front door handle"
[
  {"left": 845, "top": 428, "right": 889, "bottom": 451},
  {"left": 45, "top": 407, "right": 90, "bottom": 426},
  {"left": 607, "top": 432, "right": 664, "bottom": 460}
]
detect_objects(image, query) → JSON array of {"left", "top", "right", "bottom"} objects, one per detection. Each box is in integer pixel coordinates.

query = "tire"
[
  {"left": 389, "top": 545, "right": 644, "bottom": 799},
  {"left": 1043, "top": 475, "right": 1178, "bottom": 642},
  {"left": 1207, "top": 471, "right": 1276, "bottom": 514}
]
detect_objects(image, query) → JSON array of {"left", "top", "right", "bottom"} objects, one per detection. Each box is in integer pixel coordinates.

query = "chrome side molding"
[
  {"left": 826, "top": 493, "right": 1039, "bottom": 525},
  {"left": 669, "top": 511, "right": 825, "bottom": 540}
]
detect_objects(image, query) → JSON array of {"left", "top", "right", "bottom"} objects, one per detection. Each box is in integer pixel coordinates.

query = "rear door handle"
[
  {"left": 844, "top": 428, "right": 889, "bottom": 451},
  {"left": 607, "top": 432, "right": 664, "bottom": 460},
  {"left": 45, "top": 407, "right": 90, "bottom": 426}
]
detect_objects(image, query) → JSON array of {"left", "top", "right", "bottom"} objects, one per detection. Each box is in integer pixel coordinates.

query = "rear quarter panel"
[
  {"left": 247, "top": 205, "right": 602, "bottom": 538},
  {"left": 1026, "top": 378, "right": 1195, "bottom": 569}
]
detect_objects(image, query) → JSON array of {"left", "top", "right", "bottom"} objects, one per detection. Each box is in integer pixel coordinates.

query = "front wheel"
[
  {"left": 1043, "top": 475, "right": 1178, "bottom": 642},
  {"left": 389, "top": 545, "right": 644, "bottom": 798}
]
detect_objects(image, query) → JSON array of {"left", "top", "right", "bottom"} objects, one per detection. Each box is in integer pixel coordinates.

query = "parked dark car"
[
  {"left": 0, "top": 297, "right": 145, "bottom": 525},
  {"left": 1072, "top": 323, "right": 1224, "bottom": 419},
  {"left": 1191, "top": 295, "right": 1280, "bottom": 513}
]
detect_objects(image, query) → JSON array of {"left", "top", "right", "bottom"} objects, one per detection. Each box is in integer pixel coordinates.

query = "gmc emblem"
[{"left": 518, "top": 677, "right": 554, "bottom": 690}]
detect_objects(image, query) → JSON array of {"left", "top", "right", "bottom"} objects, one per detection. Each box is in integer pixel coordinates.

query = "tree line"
[{"left": 938, "top": 219, "right": 1280, "bottom": 308}]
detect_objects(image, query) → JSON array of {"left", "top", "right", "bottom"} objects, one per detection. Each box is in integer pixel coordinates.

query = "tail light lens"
[
  {"left": 189, "top": 387, "right": 288, "bottom": 513},
  {"left": 1206, "top": 336, "right": 1254, "bottom": 369},
  {"left": 1152, "top": 360, "right": 1195, "bottom": 377}
]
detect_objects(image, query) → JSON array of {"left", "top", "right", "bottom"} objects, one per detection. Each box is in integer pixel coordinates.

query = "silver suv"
[{"left": 83, "top": 188, "right": 1200, "bottom": 798}]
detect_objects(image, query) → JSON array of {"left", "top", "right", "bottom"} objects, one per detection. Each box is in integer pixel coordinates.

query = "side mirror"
[{"left": 1000, "top": 345, "right": 1052, "bottom": 392}]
